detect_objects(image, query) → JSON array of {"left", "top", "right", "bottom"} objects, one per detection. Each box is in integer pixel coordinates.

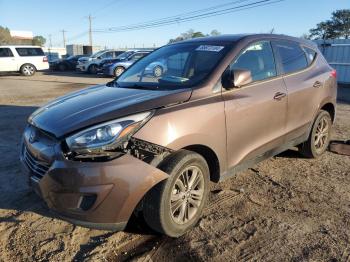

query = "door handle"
[
  {"left": 273, "top": 92, "right": 286, "bottom": 100},
  {"left": 313, "top": 81, "right": 323, "bottom": 88}
]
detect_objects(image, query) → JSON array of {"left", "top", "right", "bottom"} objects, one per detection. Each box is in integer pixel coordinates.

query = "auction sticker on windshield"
[{"left": 196, "top": 45, "right": 224, "bottom": 52}]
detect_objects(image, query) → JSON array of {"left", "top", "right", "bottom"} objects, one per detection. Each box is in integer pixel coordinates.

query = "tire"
[
  {"left": 20, "top": 64, "right": 36, "bottom": 76},
  {"left": 299, "top": 110, "right": 332, "bottom": 158},
  {"left": 153, "top": 65, "right": 163, "bottom": 77},
  {"left": 88, "top": 64, "right": 97, "bottom": 74},
  {"left": 58, "top": 63, "right": 67, "bottom": 71},
  {"left": 114, "top": 66, "right": 125, "bottom": 77},
  {"left": 143, "top": 150, "right": 210, "bottom": 237}
]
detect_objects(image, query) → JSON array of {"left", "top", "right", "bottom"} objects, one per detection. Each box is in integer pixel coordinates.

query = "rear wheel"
[
  {"left": 20, "top": 64, "right": 36, "bottom": 76},
  {"left": 114, "top": 66, "right": 125, "bottom": 77},
  {"left": 153, "top": 65, "right": 163, "bottom": 77},
  {"left": 143, "top": 150, "right": 209, "bottom": 237},
  {"left": 299, "top": 110, "right": 332, "bottom": 158},
  {"left": 58, "top": 63, "right": 67, "bottom": 71}
]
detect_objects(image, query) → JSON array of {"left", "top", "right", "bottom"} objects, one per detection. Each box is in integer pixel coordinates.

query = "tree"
[
  {"left": 0, "top": 26, "right": 12, "bottom": 45},
  {"left": 210, "top": 29, "right": 221, "bottom": 36},
  {"left": 32, "top": 36, "right": 46, "bottom": 46},
  {"left": 309, "top": 9, "right": 350, "bottom": 39},
  {"left": 169, "top": 29, "right": 221, "bottom": 43},
  {"left": 332, "top": 9, "right": 350, "bottom": 39}
]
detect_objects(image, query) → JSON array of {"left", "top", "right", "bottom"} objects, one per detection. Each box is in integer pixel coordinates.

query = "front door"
[{"left": 223, "top": 40, "right": 288, "bottom": 169}]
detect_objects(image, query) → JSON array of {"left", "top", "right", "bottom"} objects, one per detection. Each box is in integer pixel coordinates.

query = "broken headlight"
[{"left": 65, "top": 111, "right": 153, "bottom": 157}]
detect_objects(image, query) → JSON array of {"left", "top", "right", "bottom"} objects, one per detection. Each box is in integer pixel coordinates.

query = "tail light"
[
  {"left": 330, "top": 69, "right": 337, "bottom": 79},
  {"left": 43, "top": 56, "right": 48, "bottom": 62}
]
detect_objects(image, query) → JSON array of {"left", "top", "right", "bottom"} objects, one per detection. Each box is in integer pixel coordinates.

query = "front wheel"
[
  {"left": 143, "top": 150, "right": 209, "bottom": 237},
  {"left": 88, "top": 64, "right": 97, "bottom": 74},
  {"left": 20, "top": 64, "right": 36, "bottom": 76},
  {"left": 299, "top": 110, "right": 332, "bottom": 158}
]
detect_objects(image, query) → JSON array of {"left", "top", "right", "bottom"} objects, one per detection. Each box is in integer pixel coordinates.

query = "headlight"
[{"left": 65, "top": 111, "right": 153, "bottom": 156}]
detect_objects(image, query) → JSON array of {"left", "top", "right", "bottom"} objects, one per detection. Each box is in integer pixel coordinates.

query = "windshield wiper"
[
  {"left": 122, "top": 84, "right": 159, "bottom": 90},
  {"left": 106, "top": 81, "right": 120, "bottom": 87}
]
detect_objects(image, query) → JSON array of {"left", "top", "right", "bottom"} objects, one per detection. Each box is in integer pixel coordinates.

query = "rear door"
[
  {"left": 15, "top": 47, "right": 46, "bottom": 69},
  {"left": 272, "top": 40, "right": 325, "bottom": 141},
  {"left": 223, "top": 40, "right": 288, "bottom": 168},
  {"left": 0, "top": 47, "right": 17, "bottom": 71}
]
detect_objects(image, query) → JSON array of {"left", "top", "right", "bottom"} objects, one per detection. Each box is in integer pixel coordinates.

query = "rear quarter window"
[
  {"left": 15, "top": 47, "right": 44, "bottom": 56},
  {"left": 302, "top": 46, "right": 317, "bottom": 65},
  {"left": 273, "top": 41, "right": 308, "bottom": 74}
]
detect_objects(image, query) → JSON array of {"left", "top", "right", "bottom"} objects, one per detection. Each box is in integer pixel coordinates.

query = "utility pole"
[
  {"left": 48, "top": 34, "right": 52, "bottom": 61},
  {"left": 60, "top": 29, "right": 67, "bottom": 48},
  {"left": 87, "top": 14, "right": 94, "bottom": 47}
]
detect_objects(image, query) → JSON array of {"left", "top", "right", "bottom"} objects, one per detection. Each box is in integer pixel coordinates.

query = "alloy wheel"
[
  {"left": 314, "top": 116, "right": 330, "bottom": 153},
  {"left": 170, "top": 166, "right": 204, "bottom": 225},
  {"left": 23, "top": 65, "right": 35, "bottom": 76}
]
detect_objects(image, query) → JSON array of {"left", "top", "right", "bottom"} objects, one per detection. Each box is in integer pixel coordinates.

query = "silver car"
[{"left": 105, "top": 51, "right": 151, "bottom": 77}]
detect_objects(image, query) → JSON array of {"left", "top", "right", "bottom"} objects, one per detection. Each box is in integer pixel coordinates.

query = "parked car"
[
  {"left": 50, "top": 55, "right": 85, "bottom": 71},
  {"left": 103, "top": 50, "right": 151, "bottom": 76},
  {"left": 76, "top": 50, "right": 124, "bottom": 74},
  {"left": 96, "top": 51, "right": 137, "bottom": 73},
  {"left": 20, "top": 34, "right": 337, "bottom": 237},
  {"left": 0, "top": 45, "right": 49, "bottom": 76}
]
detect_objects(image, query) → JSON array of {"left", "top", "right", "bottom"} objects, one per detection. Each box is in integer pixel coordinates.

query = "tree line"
[{"left": 0, "top": 26, "right": 46, "bottom": 46}]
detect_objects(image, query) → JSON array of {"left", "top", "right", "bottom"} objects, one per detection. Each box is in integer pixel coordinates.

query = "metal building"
[{"left": 315, "top": 39, "right": 350, "bottom": 84}]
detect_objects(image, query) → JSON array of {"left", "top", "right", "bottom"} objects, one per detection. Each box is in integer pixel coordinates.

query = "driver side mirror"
[{"left": 222, "top": 68, "right": 253, "bottom": 89}]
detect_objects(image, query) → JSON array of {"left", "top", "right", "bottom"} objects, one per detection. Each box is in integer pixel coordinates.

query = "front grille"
[{"left": 22, "top": 146, "right": 50, "bottom": 180}]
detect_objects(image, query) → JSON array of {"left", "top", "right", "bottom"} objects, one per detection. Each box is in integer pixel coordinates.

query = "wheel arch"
[
  {"left": 182, "top": 144, "right": 220, "bottom": 183},
  {"left": 320, "top": 102, "right": 335, "bottom": 122}
]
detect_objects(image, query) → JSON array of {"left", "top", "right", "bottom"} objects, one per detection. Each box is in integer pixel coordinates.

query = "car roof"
[
  {"left": 171, "top": 34, "right": 316, "bottom": 48},
  {"left": 0, "top": 45, "right": 43, "bottom": 48}
]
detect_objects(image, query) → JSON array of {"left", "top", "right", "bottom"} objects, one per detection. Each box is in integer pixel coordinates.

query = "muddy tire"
[
  {"left": 143, "top": 150, "right": 209, "bottom": 237},
  {"left": 20, "top": 64, "right": 36, "bottom": 76},
  {"left": 299, "top": 110, "right": 332, "bottom": 158}
]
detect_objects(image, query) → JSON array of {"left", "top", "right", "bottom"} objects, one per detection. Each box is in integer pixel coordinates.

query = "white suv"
[{"left": 0, "top": 46, "right": 49, "bottom": 76}]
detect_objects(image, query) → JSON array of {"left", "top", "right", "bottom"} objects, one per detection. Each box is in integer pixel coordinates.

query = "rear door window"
[
  {"left": 230, "top": 41, "right": 277, "bottom": 82},
  {"left": 273, "top": 41, "right": 308, "bottom": 74},
  {"left": 15, "top": 47, "right": 44, "bottom": 56},
  {"left": 0, "top": 48, "right": 14, "bottom": 57}
]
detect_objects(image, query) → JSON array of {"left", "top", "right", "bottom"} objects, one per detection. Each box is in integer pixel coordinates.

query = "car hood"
[{"left": 29, "top": 84, "right": 192, "bottom": 138}]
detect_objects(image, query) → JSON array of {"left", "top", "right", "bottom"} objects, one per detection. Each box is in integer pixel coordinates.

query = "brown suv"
[{"left": 20, "top": 34, "right": 337, "bottom": 237}]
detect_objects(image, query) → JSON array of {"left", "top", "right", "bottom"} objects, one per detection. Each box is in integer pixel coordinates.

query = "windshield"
[
  {"left": 116, "top": 51, "right": 134, "bottom": 60},
  {"left": 91, "top": 50, "right": 106, "bottom": 58},
  {"left": 116, "top": 43, "right": 231, "bottom": 89}
]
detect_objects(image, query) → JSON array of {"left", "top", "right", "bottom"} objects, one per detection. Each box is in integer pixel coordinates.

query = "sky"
[{"left": 0, "top": 0, "right": 349, "bottom": 49}]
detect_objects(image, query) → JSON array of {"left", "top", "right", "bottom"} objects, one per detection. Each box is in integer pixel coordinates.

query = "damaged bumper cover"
[{"left": 20, "top": 136, "right": 169, "bottom": 231}]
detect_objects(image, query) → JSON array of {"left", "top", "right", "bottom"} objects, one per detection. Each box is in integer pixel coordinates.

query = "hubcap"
[
  {"left": 314, "top": 117, "right": 329, "bottom": 152},
  {"left": 23, "top": 65, "right": 34, "bottom": 75},
  {"left": 170, "top": 166, "right": 204, "bottom": 225}
]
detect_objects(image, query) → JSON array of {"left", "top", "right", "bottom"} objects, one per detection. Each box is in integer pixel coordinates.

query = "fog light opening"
[{"left": 79, "top": 194, "right": 97, "bottom": 211}]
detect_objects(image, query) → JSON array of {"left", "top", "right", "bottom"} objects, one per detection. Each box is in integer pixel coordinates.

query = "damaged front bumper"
[{"left": 20, "top": 128, "right": 169, "bottom": 231}]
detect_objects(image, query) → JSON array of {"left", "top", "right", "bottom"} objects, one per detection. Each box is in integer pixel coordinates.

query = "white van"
[{"left": 0, "top": 46, "right": 49, "bottom": 76}]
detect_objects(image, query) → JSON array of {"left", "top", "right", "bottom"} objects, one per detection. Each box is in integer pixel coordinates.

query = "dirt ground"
[{"left": 0, "top": 72, "right": 349, "bottom": 262}]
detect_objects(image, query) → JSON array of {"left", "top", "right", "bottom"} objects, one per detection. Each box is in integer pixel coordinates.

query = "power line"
[{"left": 94, "top": 0, "right": 285, "bottom": 33}]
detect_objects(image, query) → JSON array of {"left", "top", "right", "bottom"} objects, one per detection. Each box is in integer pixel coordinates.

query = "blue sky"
[{"left": 0, "top": 0, "right": 348, "bottom": 48}]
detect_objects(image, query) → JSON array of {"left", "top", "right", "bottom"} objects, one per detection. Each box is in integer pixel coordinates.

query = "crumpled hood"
[{"left": 29, "top": 84, "right": 192, "bottom": 138}]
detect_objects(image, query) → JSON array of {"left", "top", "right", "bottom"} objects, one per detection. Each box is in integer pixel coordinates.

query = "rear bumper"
[{"left": 20, "top": 140, "right": 168, "bottom": 230}]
